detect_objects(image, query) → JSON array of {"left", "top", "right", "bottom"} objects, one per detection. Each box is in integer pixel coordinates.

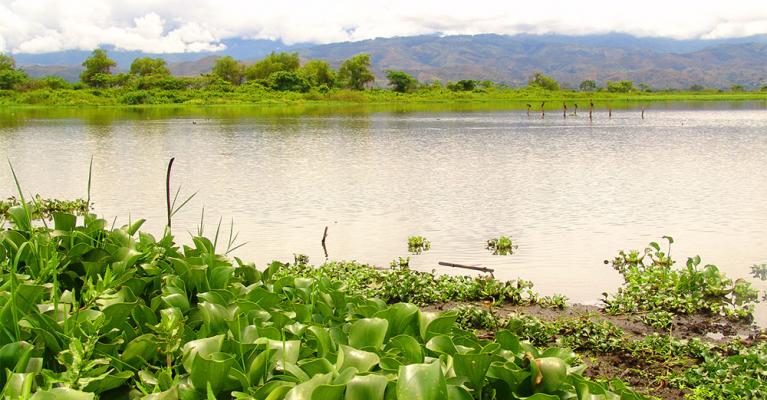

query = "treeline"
[{"left": 1, "top": 50, "right": 765, "bottom": 106}]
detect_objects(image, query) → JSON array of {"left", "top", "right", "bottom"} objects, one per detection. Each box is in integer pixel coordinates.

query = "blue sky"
[{"left": 1, "top": 0, "right": 766, "bottom": 54}]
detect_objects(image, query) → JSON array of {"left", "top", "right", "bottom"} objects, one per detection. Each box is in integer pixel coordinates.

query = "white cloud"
[{"left": 0, "top": 0, "right": 766, "bottom": 54}]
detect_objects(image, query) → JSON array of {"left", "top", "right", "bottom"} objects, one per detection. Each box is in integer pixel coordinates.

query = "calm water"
[{"left": 1, "top": 103, "right": 766, "bottom": 321}]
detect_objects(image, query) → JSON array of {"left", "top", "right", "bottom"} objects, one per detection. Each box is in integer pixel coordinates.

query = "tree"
[
  {"left": 447, "top": 80, "right": 477, "bottom": 91},
  {"left": 606, "top": 80, "right": 634, "bottom": 93},
  {"left": 637, "top": 83, "right": 652, "bottom": 92},
  {"left": 689, "top": 84, "right": 705, "bottom": 92},
  {"left": 0, "top": 54, "right": 16, "bottom": 71},
  {"left": 130, "top": 57, "right": 170, "bottom": 76},
  {"left": 385, "top": 70, "right": 418, "bottom": 93},
  {"left": 267, "top": 71, "right": 311, "bottom": 92},
  {"left": 211, "top": 56, "right": 243, "bottom": 85},
  {"left": 300, "top": 60, "right": 335, "bottom": 88},
  {"left": 529, "top": 72, "right": 560, "bottom": 91},
  {"left": 579, "top": 80, "right": 597, "bottom": 92},
  {"left": 244, "top": 52, "right": 300, "bottom": 81},
  {"left": 730, "top": 84, "right": 745, "bottom": 92},
  {"left": 338, "top": 54, "right": 375, "bottom": 90},
  {"left": 81, "top": 49, "right": 117, "bottom": 87}
]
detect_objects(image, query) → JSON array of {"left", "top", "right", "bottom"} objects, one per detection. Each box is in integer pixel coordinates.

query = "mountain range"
[{"left": 15, "top": 33, "right": 767, "bottom": 89}]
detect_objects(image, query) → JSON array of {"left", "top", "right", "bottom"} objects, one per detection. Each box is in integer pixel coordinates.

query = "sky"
[{"left": 1, "top": 0, "right": 767, "bottom": 54}]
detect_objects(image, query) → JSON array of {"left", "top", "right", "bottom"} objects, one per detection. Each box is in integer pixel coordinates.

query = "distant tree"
[
  {"left": 761, "top": 84, "right": 767, "bottom": 92},
  {"left": 0, "top": 54, "right": 28, "bottom": 89},
  {"left": 606, "top": 80, "right": 634, "bottom": 93},
  {"left": 579, "top": 80, "right": 597, "bottom": 92},
  {"left": 268, "top": 71, "right": 310, "bottom": 92},
  {"left": 81, "top": 49, "right": 117, "bottom": 87},
  {"left": 300, "top": 60, "right": 336, "bottom": 88},
  {"left": 0, "top": 54, "right": 16, "bottom": 71},
  {"left": 244, "top": 52, "right": 300, "bottom": 81},
  {"left": 338, "top": 54, "right": 375, "bottom": 90},
  {"left": 130, "top": 57, "right": 170, "bottom": 76},
  {"left": 447, "top": 80, "right": 477, "bottom": 91},
  {"left": 479, "top": 80, "right": 495, "bottom": 89},
  {"left": 385, "top": 70, "right": 418, "bottom": 93},
  {"left": 211, "top": 56, "right": 243, "bottom": 85},
  {"left": 637, "top": 83, "right": 652, "bottom": 92},
  {"left": 529, "top": 72, "right": 560, "bottom": 91},
  {"left": 689, "top": 84, "right": 705, "bottom": 92},
  {"left": 38, "top": 76, "right": 71, "bottom": 89},
  {"left": 730, "top": 84, "right": 745, "bottom": 92}
]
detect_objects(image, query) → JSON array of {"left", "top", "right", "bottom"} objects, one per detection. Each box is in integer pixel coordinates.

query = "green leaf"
[
  {"left": 190, "top": 352, "right": 236, "bottom": 395},
  {"left": 385, "top": 335, "right": 423, "bottom": 364},
  {"left": 396, "top": 361, "right": 448, "bottom": 400},
  {"left": 284, "top": 372, "right": 332, "bottom": 400},
  {"left": 336, "top": 345, "right": 379, "bottom": 373},
  {"left": 30, "top": 388, "right": 95, "bottom": 400},
  {"left": 348, "top": 318, "right": 388, "bottom": 350},
  {"left": 181, "top": 335, "right": 225, "bottom": 373},
  {"left": 344, "top": 374, "right": 388, "bottom": 400},
  {"left": 453, "top": 353, "right": 493, "bottom": 390},
  {"left": 420, "top": 311, "right": 457, "bottom": 341}
]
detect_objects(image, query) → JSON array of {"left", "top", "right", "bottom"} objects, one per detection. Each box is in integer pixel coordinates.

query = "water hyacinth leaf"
[
  {"left": 298, "top": 357, "right": 334, "bottom": 376},
  {"left": 5, "top": 372, "right": 37, "bottom": 399},
  {"left": 284, "top": 372, "right": 332, "bottom": 400},
  {"left": 446, "top": 385, "right": 473, "bottom": 400},
  {"left": 377, "top": 303, "right": 419, "bottom": 339},
  {"left": 199, "top": 301, "right": 230, "bottom": 335},
  {"left": 453, "top": 353, "right": 493, "bottom": 390},
  {"left": 0, "top": 341, "right": 34, "bottom": 387},
  {"left": 81, "top": 370, "right": 134, "bottom": 393},
  {"left": 266, "top": 339, "right": 302, "bottom": 366},
  {"left": 426, "top": 335, "right": 458, "bottom": 356},
  {"left": 396, "top": 361, "right": 448, "bottom": 400},
  {"left": 487, "top": 361, "right": 529, "bottom": 396},
  {"left": 336, "top": 345, "right": 379, "bottom": 373},
  {"left": 385, "top": 334, "right": 423, "bottom": 364},
  {"left": 306, "top": 326, "right": 334, "bottom": 359},
  {"left": 311, "top": 383, "right": 346, "bottom": 400},
  {"left": 344, "top": 374, "right": 388, "bottom": 400},
  {"left": 420, "top": 311, "right": 458, "bottom": 341},
  {"left": 53, "top": 212, "right": 76, "bottom": 232},
  {"left": 348, "top": 318, "right": 388, "bottom": 350},
  {"left": 495, "top": 330, "right": 522, "bottom": 353},
  {"left": 122, "top": 334, "right": 158, "bottom": 367},
  {"left": 190, "top": 351, "right": 236, "bottom": 394},
  {"left": 181, "top": 334, "right": 225, "bottom": 372},
  {"left": 30, "top": 388, "right": 95, "bottom": 400},
  {"left": 253, "top": 381, "right": 296, "bottom": 400}
]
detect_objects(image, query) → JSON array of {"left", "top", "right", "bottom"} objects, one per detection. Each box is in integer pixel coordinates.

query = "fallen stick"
[{"left": 438, "top": 261, "right": 494, "bottom": 273}]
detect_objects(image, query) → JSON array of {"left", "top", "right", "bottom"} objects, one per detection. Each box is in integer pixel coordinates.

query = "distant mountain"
[
  {"left": 16, "top": 33, "right": 767, "bottom": 88},
  {"left": 297, "top": 34, "right": 767, "bottom": 89}
]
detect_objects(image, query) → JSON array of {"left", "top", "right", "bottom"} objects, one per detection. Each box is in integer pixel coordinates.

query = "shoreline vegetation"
[
  {"left": 1, "top": 50, "right": 765, "bottom": 108},
  {"left": 2, "top": 193, "right": 766, "bottom": 399}
]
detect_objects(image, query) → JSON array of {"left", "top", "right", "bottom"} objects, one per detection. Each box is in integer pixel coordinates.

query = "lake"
[{"left": 1, "top": 102, "right": 766, "bottom": 322}]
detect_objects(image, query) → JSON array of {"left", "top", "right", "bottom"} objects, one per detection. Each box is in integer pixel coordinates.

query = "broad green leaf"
[
  {"left": 348, "top": 318, "right": 388, "bottom": 350},
  {"left": 191, "top": 352, "right": 236, "bottom": 395},
  {"left": 453, "top": 353, "right": 493, "bottom": 390},
  {"left": 419, "top": 311, "right": 457, "bottom": 341},
  {"left": 336, "top": 345, "right": 379, "bottom": 373},
  {"left": 396, "top": 361, "right": 448, "bottom": 400},
  {"left": 284, "top": 372, "right": 332, "bottom": 400},
  {"left": 181, "top": 335, "right": 224, "bottom": 373},
  {"left": 385, "top": 335, "right": 423, "bottom": 364},
  {"left": 30, "top": 388, "right": 95, "bottom": 400},
  {"left": 344, "top": 374, "right": 387, "bottom": 400}
]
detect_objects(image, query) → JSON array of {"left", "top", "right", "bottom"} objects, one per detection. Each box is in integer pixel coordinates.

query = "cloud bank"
[{"left": 1, "top": 0, "right": 766, "bottom": 54}]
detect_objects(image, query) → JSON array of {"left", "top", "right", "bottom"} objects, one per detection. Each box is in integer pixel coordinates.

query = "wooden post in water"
[
  {"left": 321, "top": 226, "right": 329, "bottom": 259},
  {"left": 589, "top": 100, "right": 594, "bottom": 120},
  {"left": 165, "top": 157, "right": 175, "bottom": 228},
  {"left": 641, "top": 106, "right": 645, "bottom": 119},
  {"left": 608, "top": 107, "right": 612, "bottom": 118},
  {"left": 526, "top": 103, "right": 531, "bottom": 116},
  {"left": 574, "top": 103, "right": 578, "bottom": 116},
  {"left": 541, "top": 101, "right": 545, "bottom": 118},
  {"left": 563, "top": 102, "right": 567, "bottom": 118}
]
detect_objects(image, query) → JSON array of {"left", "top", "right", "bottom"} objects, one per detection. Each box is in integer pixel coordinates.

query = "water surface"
[{"left": 1, "top": 103, "right": 766, "bottom": 321}]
